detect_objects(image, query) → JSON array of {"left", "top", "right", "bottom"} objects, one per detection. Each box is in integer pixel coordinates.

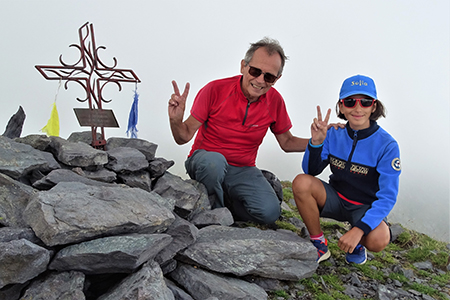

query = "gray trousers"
[{"left": 185, "top": 149, "right": 281, "bottom": 224}]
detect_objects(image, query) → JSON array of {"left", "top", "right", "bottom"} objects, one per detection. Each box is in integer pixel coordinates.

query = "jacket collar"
[{"left": 345, "top": 120, "right": 379, "bottom": 140}]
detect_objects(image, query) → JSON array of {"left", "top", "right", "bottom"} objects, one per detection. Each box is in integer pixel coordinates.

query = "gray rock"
[
  {"left": 81, "top": 167, "right": 117, "bottom": 182},
  {"left": 343, "top": 284, "right": 362, "bottom": 299},
  {"left": 0, "top": 172, "right": 38, "bottom": 227},
  {"left": 118, "top": 170, "right": 152, "bottom": 191},
  {"left": 413, "top": 260, "right": 433, "bottom": 270},
  {"left": 164, "top": 278, "right": 195, "bottom": 300},
  {"left": 177, "top": 225, "right": 317, "bottom": 280},
  {"left": 155, "top": 215, "right": 199, "bottom": 265},
  {"left": 153, "top": 172, "right": 202, "bottom": 219},
  {"left": 39, "top": 151, "right": 61, "bottom": 171},
  {"left": 190, "top": 207, "right": 234, "bottom": 228},
  {"left": 49, "top": 233, "right": 172, "bottom": 274},
  {"left": 148, "top": 157, "right": 175, "bottom": 178},
  {"left": 19, "top": 271, "right": 85, "bottom": 300},
  {"left": 15, "top": 134, "right": 51, "bottom": 151},
  {"left": 280, "top": 201, "right": 292, "bottom": 212},
  {"left": 32, "top": 168, "right": 117, "bottom": 190},
  {"left": 0, "top": 282, "right": 28, "bottom": 300},
  {"left": 0, "top": 239, "right": 50, "bottom": 289},
  {"left": 186, "top": 179, "right": 213, "bottom": 220},
  {"left": 67, "top": 131, "right": 103, "bottom": 145},
  {"left": 0, "top": 136, "right": 48, "bottom": 180},
  {"left": 390, "top": 223, "right": 404, "bottom": 242},
  {"left": 148, "top": 190, "right": 177, "bottom": 212},
  {"left": 160, "top": 259, "right": 178, "bottom": 275},
  {"left": 377, "top": 285, "right": 398, "bottom": 300},
  {"left": 23, "top": 182, "right": 175, "bottom": 246},
  {"left": 106, "top": 137, "right": 158, "bottom": 161},
  {"left": 0, "top": 227, "right": 41, "bottom": 245},
  {"left": 170, "top": 262, "right": 267, "bottom": 300},
  {"left": 48, "top": 136, "right": 108, "bottom": 167},
  {"left": 242, "top": 275, "right": 285, "bottom": 292},
  {"left": 3, "top": 106, "right": 25, "bottom": 139},
  {"left": 106, "top": 147, "right": 149, "bottom": 173},
  {"left": 97, "top": 260, "right": 175, "bottom": 300}
]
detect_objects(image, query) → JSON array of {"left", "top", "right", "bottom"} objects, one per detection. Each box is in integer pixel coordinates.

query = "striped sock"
[{"left": 310, "top": 232, "right": 326, "bottom": 243}]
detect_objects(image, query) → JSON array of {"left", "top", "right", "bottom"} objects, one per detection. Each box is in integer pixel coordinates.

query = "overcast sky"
[{"left": 0, "top": 0, "right": 448, "bottom": 242}]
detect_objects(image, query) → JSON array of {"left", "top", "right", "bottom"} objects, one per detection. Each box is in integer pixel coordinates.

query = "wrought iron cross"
[{"left": 35, "top": 22, "right": 140, "bottom": 149}]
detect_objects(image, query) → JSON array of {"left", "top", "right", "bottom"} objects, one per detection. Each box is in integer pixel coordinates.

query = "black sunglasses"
[
  {"left": 340, "top": 98, "right": 376, "bottom": 108},
  {"left": 248, "top": 66, "right": 278, "bottom": 84}
]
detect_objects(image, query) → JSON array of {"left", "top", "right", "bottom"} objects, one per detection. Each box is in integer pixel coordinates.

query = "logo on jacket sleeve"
[{"left": 391, "top": 158, "right": 401, "bottom": 171}]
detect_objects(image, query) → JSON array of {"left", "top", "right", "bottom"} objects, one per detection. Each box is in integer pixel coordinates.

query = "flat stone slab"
[{"left": 24, "top": 182, "right": 175, "bottom": 246}]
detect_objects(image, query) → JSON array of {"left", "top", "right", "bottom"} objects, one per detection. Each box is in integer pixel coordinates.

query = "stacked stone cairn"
[{"left": 0, "top": 132, "right": 318, "bottom": 300}]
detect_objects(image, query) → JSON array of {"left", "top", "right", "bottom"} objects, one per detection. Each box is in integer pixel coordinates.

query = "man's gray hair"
[{"left": 243, "top": 37, "right": 288, "bottom": 76}]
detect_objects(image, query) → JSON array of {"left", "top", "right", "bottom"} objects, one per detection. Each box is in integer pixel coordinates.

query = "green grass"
[{"left": 267, "top": 183, "right": 450, "bottom": 300}]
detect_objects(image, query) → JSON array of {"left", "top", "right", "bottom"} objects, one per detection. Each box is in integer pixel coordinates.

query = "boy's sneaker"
[
  {"left": 311, "top": 239, "right": 331, "bottom": 263},
  {"left": 345, "top": 244, "right": 367, "bottom": 265}
]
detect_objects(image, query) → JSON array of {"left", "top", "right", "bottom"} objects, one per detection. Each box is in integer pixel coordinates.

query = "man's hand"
[
  {"left": 310, "top": 106, "right": 331, "bottom": 145},
  {"left": 168, "top": 80, "right": 202, "bottom": 145},
  {"left": 327, "top": 123, "right": 346, "bottom": 130},
  {"left": 168, "top": 80, "right": 190, "bottom": 122}
]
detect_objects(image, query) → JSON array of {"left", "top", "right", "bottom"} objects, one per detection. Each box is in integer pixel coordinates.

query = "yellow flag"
[{"left": 41, "top": 102, "right": 60, "bottom": 136}]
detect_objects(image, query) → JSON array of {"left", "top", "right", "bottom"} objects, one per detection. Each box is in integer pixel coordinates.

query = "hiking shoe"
[
  {"left": 311, "top": 239, "right": 331, "bottom": 263},
  {"left": 346, "top": 244, "right": 367, "bottom": 265}
]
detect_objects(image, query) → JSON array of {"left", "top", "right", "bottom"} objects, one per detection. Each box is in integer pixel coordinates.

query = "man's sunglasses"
[
  {"left": 248, "top": 66, "right": 278, "bottom": 84},
  {"left": 340, "top": 98, "right": 376, "bottom": 108}
]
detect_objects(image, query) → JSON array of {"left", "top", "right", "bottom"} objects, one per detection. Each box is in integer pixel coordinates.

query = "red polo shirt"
[{"left": 188, "top": 75, "right": 292, "bottom": 167}]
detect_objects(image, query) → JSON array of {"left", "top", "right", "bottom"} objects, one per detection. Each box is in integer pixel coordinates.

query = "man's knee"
[
  {"left": 194, "top": 152, "right": 227, "bottom": 179},
  {"left": 249, "top": 201, "right": 281, "bottom": 224}
]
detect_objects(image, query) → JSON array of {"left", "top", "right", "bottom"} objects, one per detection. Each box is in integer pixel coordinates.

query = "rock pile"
[{"left": 0, "top": 132, "right": 318, "bottom": 300}]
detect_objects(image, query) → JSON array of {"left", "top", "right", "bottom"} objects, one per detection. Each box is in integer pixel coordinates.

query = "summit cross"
[{"left": 35, "top": 22, "right": 141, "bottom": 148}]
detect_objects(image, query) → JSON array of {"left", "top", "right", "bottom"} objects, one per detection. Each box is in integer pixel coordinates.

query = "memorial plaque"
[{"left": 74, "top": 108, "right": 119, "bottom": 128}]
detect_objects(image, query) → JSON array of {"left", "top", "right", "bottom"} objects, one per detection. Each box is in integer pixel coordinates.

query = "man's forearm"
[{"left": 283, "top": 136, "right": 309, "bottom": 152}]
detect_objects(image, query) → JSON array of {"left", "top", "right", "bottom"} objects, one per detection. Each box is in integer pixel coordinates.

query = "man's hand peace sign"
[
  {"left": 168, "top": 80, "right": 190, "bottom": 122},
  {"left": 310, "top": 106, "right": 331, "bottom": 146}
]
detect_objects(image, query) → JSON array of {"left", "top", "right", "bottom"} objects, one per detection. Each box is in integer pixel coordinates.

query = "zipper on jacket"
[
  {"left": 347, "top": 130, "right": 358, "bottom": 163},
  {"left": 242, "top": 101, "right": 251, "bottom": 125}
]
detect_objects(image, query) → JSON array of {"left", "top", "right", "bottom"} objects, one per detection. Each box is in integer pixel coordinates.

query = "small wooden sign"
[{"left": 74, "top": 108, "right": 119, "bottom": 128}]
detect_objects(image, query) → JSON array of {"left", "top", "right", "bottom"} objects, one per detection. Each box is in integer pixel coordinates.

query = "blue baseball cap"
[{"left": 339, "top": 75, "right": 377, "bottom": 99}]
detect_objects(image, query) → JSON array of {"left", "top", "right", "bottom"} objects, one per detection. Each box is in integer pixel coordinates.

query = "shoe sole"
[{"left": 317, "top": 250, "right": 331, "bottom": 263}]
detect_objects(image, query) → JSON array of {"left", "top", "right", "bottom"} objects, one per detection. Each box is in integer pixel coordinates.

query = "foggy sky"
[{"left": 0, "top": 0, "right": 448, "bottom": 242}]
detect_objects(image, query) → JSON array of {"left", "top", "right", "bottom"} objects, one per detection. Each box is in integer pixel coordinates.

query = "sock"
[{"left": 310, "top": 232, "right": 326, "bottom": 243}]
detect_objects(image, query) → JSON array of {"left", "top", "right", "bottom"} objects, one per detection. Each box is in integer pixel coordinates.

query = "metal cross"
[{"left": 35, "top": 22, "right": 141, "bottom": 148}]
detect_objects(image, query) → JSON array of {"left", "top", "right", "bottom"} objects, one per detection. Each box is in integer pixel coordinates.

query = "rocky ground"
[
  {"left": 265, "top": 182, "right": 450, "bottom": 300},
  {"left": 0, "top": 127, "right": 448, "bottom": 300}
]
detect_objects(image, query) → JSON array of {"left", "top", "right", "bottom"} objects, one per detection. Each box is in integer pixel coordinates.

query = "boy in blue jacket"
[{"left": 292, "top": 74, "right": 401, "bottom": 264}]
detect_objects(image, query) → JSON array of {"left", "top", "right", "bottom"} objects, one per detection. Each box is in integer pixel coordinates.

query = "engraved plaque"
[{"left": 74, "top": 108, "right": 119, "bottom": 128}]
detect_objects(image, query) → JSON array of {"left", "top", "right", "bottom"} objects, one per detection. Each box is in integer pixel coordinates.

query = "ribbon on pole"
[
  {"left": 126, "top": 84, "right": 139, "bottom": 138},
  {"left": 41, "top": 79, "right": 61, "bottom": 136}
]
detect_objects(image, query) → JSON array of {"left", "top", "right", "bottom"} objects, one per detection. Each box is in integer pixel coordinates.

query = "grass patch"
[{"left": 268, "top": 183, "right": 450, "bottom": 300}]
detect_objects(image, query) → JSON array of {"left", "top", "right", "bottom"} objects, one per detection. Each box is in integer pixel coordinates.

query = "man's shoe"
[
  {"left": 345, "top": 244, "right": 367, "bottom": 265},
  {"left": 311, "top": 239, "right": 331, "bottom": 263}
]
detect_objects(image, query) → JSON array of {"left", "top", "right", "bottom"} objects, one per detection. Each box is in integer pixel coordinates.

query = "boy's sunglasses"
[
  {"left": 248, "top": 66, "right": 278, "bottom": 84},
  {"left": 340, "top": 98, "right": 376, "bottom": 108}
]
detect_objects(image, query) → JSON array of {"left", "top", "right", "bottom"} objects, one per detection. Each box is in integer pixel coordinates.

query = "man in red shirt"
[{"left": 168, "top": 38, "right": 309, "bottom": 224}]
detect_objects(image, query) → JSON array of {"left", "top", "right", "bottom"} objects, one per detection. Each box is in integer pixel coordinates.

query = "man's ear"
[{"left": 240, "top": 59, "right": 246, "bottom": 74}]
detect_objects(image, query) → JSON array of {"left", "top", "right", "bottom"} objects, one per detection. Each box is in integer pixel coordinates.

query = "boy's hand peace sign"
[{"left": 310, "top": 106, "right": 331, "bottom": 146}]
